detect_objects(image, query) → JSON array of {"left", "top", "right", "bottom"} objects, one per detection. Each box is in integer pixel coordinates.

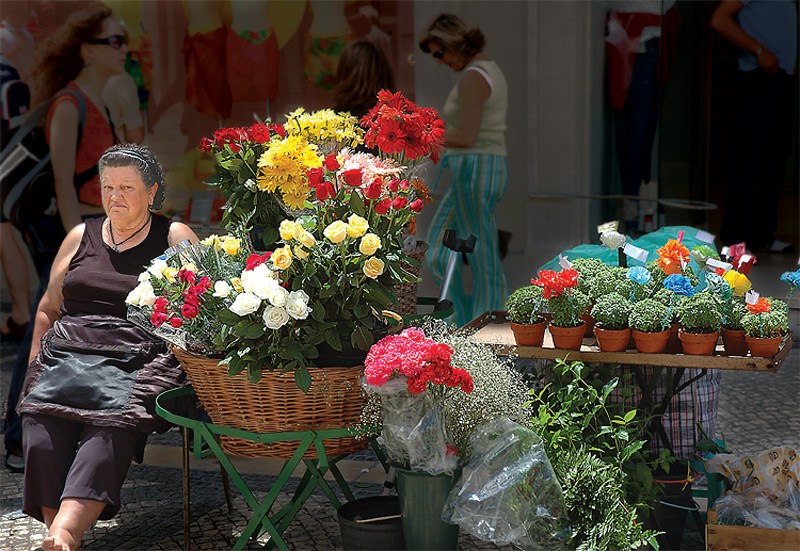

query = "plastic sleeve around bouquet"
[
  {"left": 442, "top": 417, "right": 567, "bottom": 550},
  {"left": 365, "top": 378, "right": 458, "bottom": 475},
  {"left": 126, "top": 305, "right": 220, "bottom": 356}
]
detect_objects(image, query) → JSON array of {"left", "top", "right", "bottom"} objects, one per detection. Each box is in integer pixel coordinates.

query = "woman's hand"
[
  {"left": 444, "top": 69, "right": 491, "bottom": 149},
  {"left": 28, "top": 225, "right": 85, "bottom": 363}
]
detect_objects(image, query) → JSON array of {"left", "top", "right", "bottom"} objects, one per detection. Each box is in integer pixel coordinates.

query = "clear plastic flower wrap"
[
  {"left": 715, "top": 483, "right": 800, "bottom": 530},
  {"left": 365, "top": 377, "right": 458, "bottom": 475},
  {"left": 442, "top": 417, "right": 568, "bottom": 550}
]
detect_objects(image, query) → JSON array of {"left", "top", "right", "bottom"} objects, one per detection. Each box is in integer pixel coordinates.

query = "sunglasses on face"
[
  {"left": 87, "top": 34, "right": 127, "bottom": 50},
  {"left": 432, "top": 47, "right": 445, "bottom": 60}
]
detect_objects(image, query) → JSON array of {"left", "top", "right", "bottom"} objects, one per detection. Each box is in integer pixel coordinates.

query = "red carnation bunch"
[
  {"left": 746, "top": 297, "right": 771, "bottom": 315},
  {"left": 199, "top": 123, "right": 286, "bottom": 152},
  {"left": 364, "top": 328, "right": 473, "bottom": 395},
  {"left": 361, "top": 90, "right": 446, "bottom": 164},
  {"left": 531, "top": 269, "right": 579, "bottom": 299}
]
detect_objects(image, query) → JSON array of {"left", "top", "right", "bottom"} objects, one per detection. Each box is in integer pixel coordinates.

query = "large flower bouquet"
[{"left": 130, "top": 93, "right": 444, "bottom": 391}]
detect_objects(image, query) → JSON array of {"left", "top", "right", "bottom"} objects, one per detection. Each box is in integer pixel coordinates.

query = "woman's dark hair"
[
  {"left": 98, "top": 144, "right": 166, "bottom": 210},
  {"left": 29, "top": 4, "right": 113, "bottom": 106},
  {"left": 418, "top": 13, "right": 485, "bottom": 59},
  {"left": 333, "top": 40, "right": 395, "bottom": 119}
]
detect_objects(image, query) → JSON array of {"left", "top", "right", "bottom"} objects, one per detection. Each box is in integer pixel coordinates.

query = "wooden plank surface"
[
  {"left": 465, "top": 311, "right": 794, "bottom": 372},
  {"left": 706, "top": 522, "right": 800, "bottom": 551}
]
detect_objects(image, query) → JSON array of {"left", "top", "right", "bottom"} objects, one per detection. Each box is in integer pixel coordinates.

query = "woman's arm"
[
  {"left": 28, "top": 224, "right": 85, "bottom": 363},
  {"left": 710, "top": 0, "right": 779, "bottom": 72},
  {"left": 48, "top": 100, "right": 84, "bottom": 231},
  {"left": 168, "top": 221, "right": 199, "bottom": 247},
  {"left": 443, "top": 70, "right": 491, "bottom": 149}
]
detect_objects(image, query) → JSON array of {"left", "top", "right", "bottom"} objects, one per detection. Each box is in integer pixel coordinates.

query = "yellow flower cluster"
[
  {"left": 200, "top": 234, "right": 242, "bottom": 256},
  {"left": 284, "top": 108, "right": 364, "bottom": 150},
  {"left": 322, "top": 215, "right": 383, "bottom": 258},
  {"left": 279, "top": 220, "right": 317, "bottom": 259},
  {"left": 257, "top": 135, "right": 322, "bottom": 210}
]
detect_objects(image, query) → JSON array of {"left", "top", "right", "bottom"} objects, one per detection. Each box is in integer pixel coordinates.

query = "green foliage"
[
  {"left": 549, "top": 289, "right": 590, "bottom": 328},
  {"left": 629, "top": 299, "right": 670, "bottom": 333},
  {"left": 691, "top": 245, "right": 719, "bottom": 270},
  {"left": 720, "top": 296, "right": 748, "bottom": 331},
  {"left": 553, "top": 448, "right": 660, "bottom": 551},
  {"left": 526, "top": 360, "right": 663, "bottom": 548},
  {"left": 645, "top": 260, "right": 667, "bottom": 288},
  {"left": 591, "top": 292, "right": 632, "bottom": 330},
  {"left": 676, "top": 292, "right": 723, "bottom": 333},
  {"left": 741, "top": 310, "right": 788, "bottom": 338},
  {"left": 588, "top": 267, "right": 634, "bottom": 301},
  {"left": 653, "top": 288, "right": 681, "bottom": 323},
  {"left": 572, "top": 258, "right": 610, "bottom": 294},
  {"left": 506, "top": 285, "right": 546, "bottom": 324}
]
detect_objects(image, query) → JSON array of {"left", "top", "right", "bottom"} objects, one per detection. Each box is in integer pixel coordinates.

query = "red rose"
[
  {"left": 247, "top": 123, "right": 271, "bottom": 143},
  {"left": 365, "top": 179, "right": 383, "bottom": 200},
  {"left": 181, "top": 304, "right": 199, "bottom": 319},
  {"left": 323, "top": 155, "right": 340, "bottom": 171},
  {"left": 388, "top": 179, "right": 400, "bottom": 192},
  {"left": 399, "top": 179, "right": 410, "bottom": 191},
  {"left": 183, "top": 293, "right": 200, "bottom": 307},
  {"left": 374, "top": 198, "right": 391, "bottom": 215},
  {"left": 342, "top": 169, "right": 362, "bottom": 187},
  {"left": 409, "top": 199, "right": 424, "bottom": 213},
  {"left": 307, "top": 167, "right": 324, "bottom": 187},
  {"left": 269, "top": 123, "right": 286, "bottom": 139},
  {"left": 178, "top": 269, "right": 196, "bottom": 284},
  {"left": 392, "top": 196, "right": 408, "bottom": 210},
  {"left": 169, "top": 317, "right": 183, "bottom": 328},
  {"left": 150, "top": 312, "right": 167, "bottom": 328},
  {"left": 198, "top": 137, "right": 214, "bottom": 152},
  {"left": 315, "top": 181, "right": 335, "bottom": 201},
  {"left": 154, "top": 297, "right": 169, "bottom": 313},
  {"left": 246, "top": 252, "right": 271, "bottom": 271}
]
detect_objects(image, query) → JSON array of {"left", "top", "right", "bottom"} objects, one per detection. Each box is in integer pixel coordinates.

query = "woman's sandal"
[{"left": 0, "top": 317, "right": 29, "bottom": 340}]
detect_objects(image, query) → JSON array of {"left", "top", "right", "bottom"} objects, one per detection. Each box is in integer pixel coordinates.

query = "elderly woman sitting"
[{"left": 17, "top": 144, "right": 197, "bottom": 551}]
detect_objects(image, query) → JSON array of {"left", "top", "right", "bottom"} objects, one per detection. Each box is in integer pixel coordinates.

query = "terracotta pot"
[
  {"left": 745, "top": 335, "right": 781, "bottom": 358},
  {"left": 509, "top": 320, "right": 546, "bottom": 347},
  {"left": 721, "top": 328, "right": 748, "bottom": 357},
  {"left": 631, "top": 329, "right": 670, "bottom": 354},
  {"left": 549, "top": 322, "right": 586, "bottom": 350},
  {"left": 594, "top": 326, "right": 631, "bottom": 352},
  {"left": 678, "top": 329, "right": 720, "bottom": 356},
  {"left": 665, "top": 323, "right": 682, "bottom": 354}
]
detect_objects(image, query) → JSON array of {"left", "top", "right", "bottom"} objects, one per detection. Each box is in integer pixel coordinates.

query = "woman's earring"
[{"left": 82, "top": 60, "right": 93, "bottom": 71}]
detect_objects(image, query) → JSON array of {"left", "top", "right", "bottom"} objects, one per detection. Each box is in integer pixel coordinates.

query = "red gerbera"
[{"left": 375, "top": 118, "right": 407, "bottom": 156}]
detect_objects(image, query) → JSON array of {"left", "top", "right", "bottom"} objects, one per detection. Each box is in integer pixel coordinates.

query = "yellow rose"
[
  {"left": 221, "top": 237, "right": 240, "bottom": 256},
  {"left": 272, "top": 246, "right": 293, "bottom": 270},
  {"left": 724, "top": 270, "right": 752, "bottom": 296},
  {"left": 358, "top": 233, "right": 382, "bottom": 256},
  {"left": 200, "top": 235, "right": 218, "bottom": 246},
  {"left": 323, "top": 220, "right": 348, "bottom": 244},
  {"left": 163, "top": 267, "right": 178, "bottom": 283},
  {"left": 346, "top": 214, "right": 369, "bottom": 238},
  {"left": 182, "top": 262, "right": 198, "bottom": 273},
  {"left": 298, "top": 230, "right": 316, "bottom": 249},
  {"left": 279, "top": 220, "right": 300, "bottom": 241},
  {"left": 294, "top": 244, "right": 309, "bottom": 259},
  {"left": 231, "top": 277, "right": 243, "bottom": 292},
  {"left": 363, "top": 257, "right": 385, "bottom": 279}
]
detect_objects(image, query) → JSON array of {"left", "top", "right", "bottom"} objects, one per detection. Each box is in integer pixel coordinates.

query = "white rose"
[
  {"left": 125, "top": 285, "right": 143, "bottom": 306},
  {"left": 138, "top": 281, "right": 157, "bottom": 307},
  {"left": 286, "top": 291, "right": 312, "bottom": 320},
  {"left": 265, "top": 284, "right": 289, "bottom": 307},
  {"left": 147, "top": 258, "right": 169, "bottom": 279},
  {"left": 229, "top": 293, "right": 261, "bottom": 316},
  {"left": 263, "top": 306, "right": 290, "bottom": 329},
  {"left": 137, "top": 271, "right": 150, "bottom": 282},
  {"left": 212, "top": 281, "right": 232, "bottom": 298}
]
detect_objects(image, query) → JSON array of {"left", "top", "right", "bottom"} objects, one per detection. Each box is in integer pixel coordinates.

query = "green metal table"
[{"left": 155, "top": 386, "right": 379, "bottom": 551}]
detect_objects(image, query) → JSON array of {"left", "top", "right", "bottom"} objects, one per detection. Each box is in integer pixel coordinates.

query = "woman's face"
[
  {"left": 427, "top": 40, "right": 468, "bottom": 72},
  {"left": 85, "top": 17, "right": 128, "bottom": 76},
  {"left": 101, "top": 165, "right": 155, "bottom": 224}
]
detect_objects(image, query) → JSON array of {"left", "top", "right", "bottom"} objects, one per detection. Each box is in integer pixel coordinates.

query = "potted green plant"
[
  {"left": 591, "top": 292, "right": 632, "bottom": 352},
  {"left": 532, "top": 269, "right": 589, "bottom": 350},
  {"left": 676, "top": 292, "right": 723, "bottom": 355},
  {"left": 573, "top": 258, "right": 610, "bottom": 336},
  {"left": 653, "top": 287, "right": 682, "bottom": 353},
  {"left": 629, "top": 298, "right": 671, "bottom": 353},
  {"left": 506, "top": 285, "right": 547, "bottom": 346},
  {"left": 741, "top": 297, "right": 788, "bottom": 357},
  {"left": 720, "top": 296, "right": 748, "bottom": 356}
]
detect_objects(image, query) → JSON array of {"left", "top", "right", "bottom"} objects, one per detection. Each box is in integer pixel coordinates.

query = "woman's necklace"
[{"left": 108, "top": 213, "right": 151, "bottom": 252}]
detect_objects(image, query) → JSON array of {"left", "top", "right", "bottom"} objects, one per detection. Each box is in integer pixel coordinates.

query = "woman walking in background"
[{"left": 419, "top": 13, "right": 509, "bottom": 326}]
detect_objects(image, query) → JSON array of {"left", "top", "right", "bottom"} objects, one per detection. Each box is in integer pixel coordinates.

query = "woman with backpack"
[{"left": 29, "top": 4, "right": 126, "bottom": 236}]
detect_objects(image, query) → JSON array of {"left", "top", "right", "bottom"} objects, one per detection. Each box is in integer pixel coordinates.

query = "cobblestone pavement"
[{"left": 2, "top": 321, "right": 797, "bottom": 550}]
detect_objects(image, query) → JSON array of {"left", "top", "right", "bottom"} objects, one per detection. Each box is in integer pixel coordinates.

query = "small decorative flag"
[
  {"left": 559, "top": 255, "right": 572, "bottom": 269},
  {"left": 623, "top": 243, "right": 649, "bottom": 263},
  {"left": 745, "top": 290, "right": 759, "bottom": 305},
  {"left": 695, "top": 230, "right": 715, "bottom": 244}
]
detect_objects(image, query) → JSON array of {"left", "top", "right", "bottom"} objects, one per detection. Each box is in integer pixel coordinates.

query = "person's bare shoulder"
[{"left": 168, "top": 221, "right": 199, "bottom": 247}]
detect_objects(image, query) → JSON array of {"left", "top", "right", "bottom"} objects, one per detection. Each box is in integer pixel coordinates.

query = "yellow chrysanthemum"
[{"left": 256, "top": 135, "right": 321, "bottom": 209}]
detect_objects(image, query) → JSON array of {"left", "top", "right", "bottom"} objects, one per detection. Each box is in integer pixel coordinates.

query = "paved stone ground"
[{"left": 1, "top": 309, "right": 797, "bottom": 550}]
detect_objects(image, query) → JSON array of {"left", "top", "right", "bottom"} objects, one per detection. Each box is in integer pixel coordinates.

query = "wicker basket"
[
  {"left": 393, "top": 241, "right": 429, "bottom": 316},
  {"left": 172, "top": 347, "right": 368, "bottom": 459}
]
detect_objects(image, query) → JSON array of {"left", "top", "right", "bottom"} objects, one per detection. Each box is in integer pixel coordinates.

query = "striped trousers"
[{"left": 425, "top": 154, "right": 509, "bottom": 327}]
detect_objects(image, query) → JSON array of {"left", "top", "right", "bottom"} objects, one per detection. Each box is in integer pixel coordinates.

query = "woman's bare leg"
[{"left": 41, "top": 498, "right": 105, "bottom": 551}]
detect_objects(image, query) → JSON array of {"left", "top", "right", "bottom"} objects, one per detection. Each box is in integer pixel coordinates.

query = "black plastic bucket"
[
  {"left": 652, "top": 475, "right": 698, "bottom": 550},
  {"left": 338, "top": 496, "right": 406, "bottom": 550}
]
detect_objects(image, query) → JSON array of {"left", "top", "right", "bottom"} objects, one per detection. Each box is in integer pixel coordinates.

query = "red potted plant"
[{"left": 531, "top": 269, "right": 589, "bottom": 350}]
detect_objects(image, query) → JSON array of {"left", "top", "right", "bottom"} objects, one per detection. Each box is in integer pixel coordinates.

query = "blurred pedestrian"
[
  {"left": 419, "top": 13, "right": 509, "bottom": 326},
  {"left": 333, "top": 39, "right": 395, "bottom": 119},
  {"left": 711, "top": 0, "right": 797, "bottom": 253}
]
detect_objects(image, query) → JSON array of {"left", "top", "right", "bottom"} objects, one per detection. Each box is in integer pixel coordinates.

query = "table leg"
[{"left": 181, "top": 426, "right": 191, "bottom": 551}]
